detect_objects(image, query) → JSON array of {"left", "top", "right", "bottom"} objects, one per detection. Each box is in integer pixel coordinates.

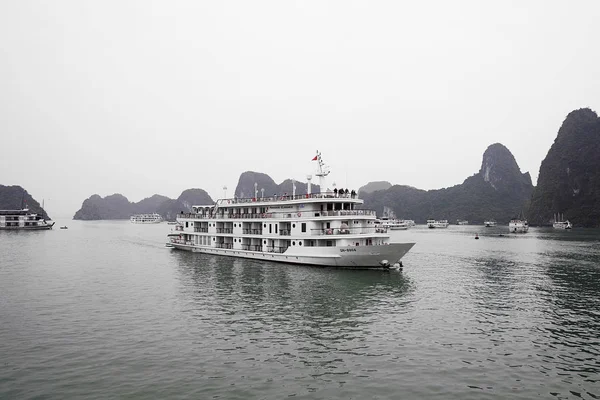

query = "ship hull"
[
  {"left": 0, "top": 223, "right": 55, "bottom": 231},
  {"left": 168, "top": 242, "right": 415, "bottom": 269}
]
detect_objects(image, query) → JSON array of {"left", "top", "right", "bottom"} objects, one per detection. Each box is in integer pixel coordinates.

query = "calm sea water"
[{"left": 1, "top": 221, "right": 599, "bottom": 399}]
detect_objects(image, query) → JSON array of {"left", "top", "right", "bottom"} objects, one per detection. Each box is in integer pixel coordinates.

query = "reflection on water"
[{"left": 0, "top": 223, "right": 599, "bottom": 399}]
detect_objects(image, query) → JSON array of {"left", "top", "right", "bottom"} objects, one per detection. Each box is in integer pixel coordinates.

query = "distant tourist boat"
[
  {"left": 0, "top": 209, "right": 55, "bottom": 230},
  {"left": 167, "top": 152, "right": 415, "bottom": 268},
  {"left": 404, "top": 220, "right": 415, "bottom": 227},
  {"left": 484, "top": 220, "right": 496, "bottom": 227},
  {"left": 130, "top": 213, "right": 163, "bottom": 224},
  {"left": 553, "top": 213, "right": 572, "bottom": 229},
  {"left": 376, "top": 207, "right": 410, "bottom": 230},
  {"left": 457, "top": 220, "right": 469, "bottom": 225},
  {"left": 509, "top": 219, "right": 529, "bottom": 233},
  {"left": 375, "top": 218, "right": 409, "bottom": 230},
  {"left": 427, "top": 219, "right": 449, "bottom": 228}
]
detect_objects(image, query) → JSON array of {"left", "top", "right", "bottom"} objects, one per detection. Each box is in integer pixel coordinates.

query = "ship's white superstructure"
[
  {"left": 427, "top": 219, "right": 449, "bottom": 228},
  {"left": 0, "top": 209, "right": 54, "bottom": 230},
  {"left": 130, "top": 213, "right": 163, "bottom": 224},
  {"left": 167, "top": 152, "right": 415, "bottom": 268},
  {"left": 484, "top": 220, "right": 497, "bottom": 227}
]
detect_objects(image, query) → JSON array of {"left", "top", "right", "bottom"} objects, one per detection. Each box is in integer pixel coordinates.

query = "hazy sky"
[{"left": 1, "top": 1, "right": 599, "bottom": 218}]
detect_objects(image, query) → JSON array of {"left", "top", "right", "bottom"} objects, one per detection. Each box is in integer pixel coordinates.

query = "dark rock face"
[
  {"left": 360, "top": 143, "right": 533, "bottom": 224},
  {"left": 529, "top": 108, "right": 600, "bottom": 227},
  {"left": 0, "top": 185, "right": 50, "bottom": 219},
  {"left": 234, "top": 172, "right": 320, "bottom": 199},
  {"left": 358, "top": 181, "right": 392, "bottom": 194},
  {"left": 73, "top": 189, "right": 213, "bottom": 221}
]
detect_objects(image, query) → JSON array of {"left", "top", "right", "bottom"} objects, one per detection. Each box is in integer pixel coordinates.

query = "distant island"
[
  {"left": 359, "top": 143, "right": 533, "bottom": 224},
  {"left": 73, "top": 189, "right": 213, "bottom": 221},
  {"left": 0, "top": 185, "right": 50, "bottom": 219},
  {"left": 529, "top": 108, "right": 600, "bottom": 227},
  {"left": 71, "top": 107, "right": 600, "bottom": 227}
]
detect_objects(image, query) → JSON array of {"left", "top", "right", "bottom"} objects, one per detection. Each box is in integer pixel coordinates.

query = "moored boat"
[
  {"left": 484, "top": 220, "right": 496, "bottom": 227},
  {"left": 167, "top": 152, "right": 415, "bottom": 268}
]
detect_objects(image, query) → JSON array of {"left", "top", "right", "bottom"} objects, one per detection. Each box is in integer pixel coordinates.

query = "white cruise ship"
[
  {"left": 509, "top": 219, "right": 529, "bottom": 233},
  {"left": 427, "top": 219, "right": 449, "bottom": 228},
  {"left": 167, "top": 152, "right": 415, "bottom": 269},
  {"left": 0, "top": 209, "right": 55, "bottom": 230},
  {"left": 553, "top": 213, "right": 572, "bottom": 230},
  {"left": 130, "top": 213, "right": 163, "bottom": 224}
]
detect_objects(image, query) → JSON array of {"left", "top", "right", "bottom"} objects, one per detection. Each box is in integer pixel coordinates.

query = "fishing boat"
[{"left": 167, "top": 152, "right": 415, "bottom": 268}]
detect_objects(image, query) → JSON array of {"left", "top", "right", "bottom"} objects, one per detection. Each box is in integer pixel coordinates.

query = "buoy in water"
[{"left": 475, "top": 234, "right": 479, "bottom": 240}]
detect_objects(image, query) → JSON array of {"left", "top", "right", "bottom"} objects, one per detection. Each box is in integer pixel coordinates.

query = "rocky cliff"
[
  {"left": 529, "top": 108, "right": 600, "bottom": 227},
  {"left": 234, "top": 172, "right": 320, "bottom": 199},
  {"left": 360, "top": 143, "right": 533, "bottom": 224},
  {"left": 0, "top": 185, "right": 50, "bottom": 219},
  {"left": 358, "top": 181, "right": 392, "bottom": 194},
  {"left": 73, "top": 189, "right": 213, "bottom": 221}
]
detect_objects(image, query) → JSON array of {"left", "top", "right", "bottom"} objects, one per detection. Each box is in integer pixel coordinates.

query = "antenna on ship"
[
  {"left": 292, "top": 178, "right": 296, "bottom": 197},
  {"left": 260, "top": 188, "right": 264, "bottom": 199},
  {"left": 306, "top": 175, "right": 312, "bottom": 195},
  {"left": 254, "top": 182, "right": 258, "bottom": 199},
  {"left": 314, "top": 150, "right": 330, "bottom": 194}
]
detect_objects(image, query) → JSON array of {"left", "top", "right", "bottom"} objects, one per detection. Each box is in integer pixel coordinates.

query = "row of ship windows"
[{"left": 185, "top": 221, "right": 307, "bottom": 232}]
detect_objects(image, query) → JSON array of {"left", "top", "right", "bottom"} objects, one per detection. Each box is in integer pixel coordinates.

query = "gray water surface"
[{"left": 1, "top": 222, "right": 599, "bottom": 399}]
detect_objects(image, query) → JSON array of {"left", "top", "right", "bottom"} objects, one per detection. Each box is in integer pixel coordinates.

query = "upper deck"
[{"left": 193, "top": 192, "right": 363, "bottom": 211}]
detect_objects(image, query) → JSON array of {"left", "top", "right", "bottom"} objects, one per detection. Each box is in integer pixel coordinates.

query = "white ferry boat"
[
  {"left": 427, "top": 219, "right": 449, "bottom": 228},
  {"left": 130, "top": 213, "right": 163, "bottom": 224},
  {"left": 167, "top": 152, "right": 415, "bottom": 268},
  {"left": 0, "top": 209, "right": 55, "bottom": 230},
  {"left": 375, "top": 218, "right": 409, "bottom": 230},
  {"left": 484, "top": 220, "right": 496, "bottom": 227},
  {"left": 457, "top": 220, "right": 469, "bottom": 225},
  {"left": 509, "top": 219, "right": 529, "bottom": 233},
  {"left": 553, "top": 213, "right": 572, "bottom": 229}
]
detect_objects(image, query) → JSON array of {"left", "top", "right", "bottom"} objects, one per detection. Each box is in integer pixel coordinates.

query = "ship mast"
[{"left": 314, "top": 150, "right": 330, "bottom": 194}]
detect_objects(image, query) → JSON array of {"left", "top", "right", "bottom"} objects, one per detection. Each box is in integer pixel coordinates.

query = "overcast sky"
[{"left": 1, "top": 1, "right": 598, "bottom": 218}]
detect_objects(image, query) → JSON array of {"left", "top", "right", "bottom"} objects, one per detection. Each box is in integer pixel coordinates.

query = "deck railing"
[
  {"left": 310, "top": 227, "right": 388, "bottom": 235},
  {"left": 178, "top": 209, "right": 376, "bottom": 220}
]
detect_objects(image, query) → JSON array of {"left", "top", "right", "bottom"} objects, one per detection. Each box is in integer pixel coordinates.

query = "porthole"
[
  {"left": 263, "top": 240, "right": 267, "bottom": 244},
  {"left": 299, "top": 241, "right": 302, "bottom": 246},
  {"left": 292, "top": 224, "right": 296, "bottom": 228},
  {"left": 292, "top": 241, "right": 296, "bottom": 246}
]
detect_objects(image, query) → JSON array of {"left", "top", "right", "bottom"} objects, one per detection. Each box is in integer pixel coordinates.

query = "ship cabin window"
[
  {"left": 326, "top": 222, "right": 331, "bottom": 229},
  {"left": 326, "top": 240, "right": 333, "bottom": 247},
  {"left": 186, "top": 222, "right": 189, "bottom": 228},
  {"left": 327, "top": 203, "right": 333, "bottom": 211},
  {"left": 301, "top": 223, "right": 306, "bottom": 233},
  {"left": 275, "top": 225, "right": 278, "bottom": 234},
  {"left": 269, "top": 224, "right": 272, "bottom": 234}
]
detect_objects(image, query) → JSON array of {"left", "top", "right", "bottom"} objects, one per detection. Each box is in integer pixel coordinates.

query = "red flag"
[{"left": 312, "top": 155, "right": 318, "bottom": 161}]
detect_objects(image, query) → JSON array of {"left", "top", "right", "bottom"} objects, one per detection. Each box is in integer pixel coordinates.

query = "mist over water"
[{"left": 1, "top": 223, "right": 599, "bottom": 399}]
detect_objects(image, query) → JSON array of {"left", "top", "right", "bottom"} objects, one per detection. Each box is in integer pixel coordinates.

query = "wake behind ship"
[{"left": 167, "top": 152, "right": 415, "bottom": 269}]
